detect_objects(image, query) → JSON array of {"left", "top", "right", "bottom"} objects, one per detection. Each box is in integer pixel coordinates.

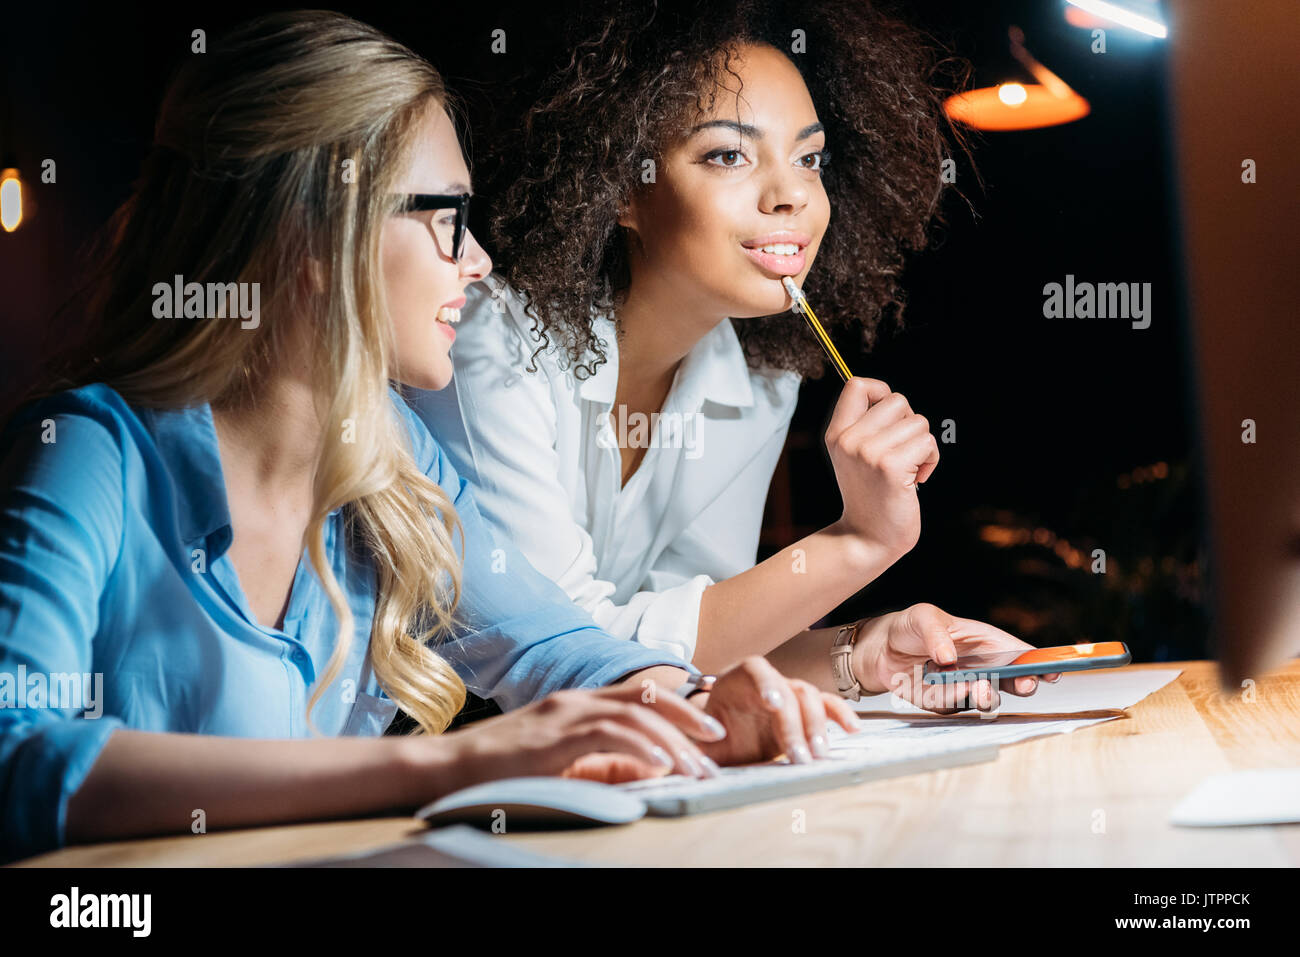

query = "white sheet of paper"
[
  {"left": 852, "top": 666, "right": 1183, "bottom": 715},
  {"left": 820, "top": 668, "right": 1183, "bottom": 755},
  {"left": 825, "top": 714, "right": 1117, "bottom": 752}
]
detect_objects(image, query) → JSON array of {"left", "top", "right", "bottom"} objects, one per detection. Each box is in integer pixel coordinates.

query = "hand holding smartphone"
[{"left": 922, "top": 641, "right": 1131, "bottom": 685}]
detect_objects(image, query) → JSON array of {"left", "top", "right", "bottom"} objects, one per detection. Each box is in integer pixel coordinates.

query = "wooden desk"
[{"left": 14, "top": 661, "right": 1300, "bottom": 867}]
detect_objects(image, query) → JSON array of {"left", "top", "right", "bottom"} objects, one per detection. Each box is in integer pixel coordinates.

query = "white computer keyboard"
[{"left": 617, "top": 735, "right": 999, "bottom": 816}]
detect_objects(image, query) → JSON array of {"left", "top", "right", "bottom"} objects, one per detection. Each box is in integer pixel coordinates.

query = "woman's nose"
[
  {"left": 459, "top": 229, "right": 492, "bottom": 281},
  {"left": 760, "top": 167, "right": 810, "bottom": 216}
]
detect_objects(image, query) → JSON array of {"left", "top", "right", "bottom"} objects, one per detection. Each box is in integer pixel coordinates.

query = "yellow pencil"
[{"left": 782, "top": 276, "right": 852, "bottom": 381}]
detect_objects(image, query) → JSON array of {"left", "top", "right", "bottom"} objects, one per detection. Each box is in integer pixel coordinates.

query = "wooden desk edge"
[{"left": 11, "top": 660, "right": 1299, "bottom": 867}]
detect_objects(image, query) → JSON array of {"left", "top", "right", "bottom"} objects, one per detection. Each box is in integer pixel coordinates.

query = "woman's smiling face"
[
  {"left": 620, "top": 42, "right": 831, "bottom": 320},
  {"left": 382, "top": 99, "right": 492, "bottom": 391}
]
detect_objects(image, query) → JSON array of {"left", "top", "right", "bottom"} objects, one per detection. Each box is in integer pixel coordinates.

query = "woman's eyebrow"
[
  {"left": 689, "top": 119, "right": 761, "bottom": 139},
  {"left": 687, "top": 119, "right": 825, "bottom": 141}
]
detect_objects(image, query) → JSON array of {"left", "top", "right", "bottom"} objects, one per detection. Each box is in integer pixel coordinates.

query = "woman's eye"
[
  {"left": 798, "top": 149, "right": 830, "bottom": 172},
  {"left": 705, "top": 148, "right": 748, "bottom": 168}
]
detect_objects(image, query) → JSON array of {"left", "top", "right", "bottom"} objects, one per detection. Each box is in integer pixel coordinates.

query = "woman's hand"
[
  {"left": 853, "top": 602, "right": 1062, "bottom": 714},
  {"left": 825, "top": 377, "right": 939, "bottom": 559},
  {"left": 692, "top": 656, "right": 861, "bottom": 766},
  {"left": 561, "top": 658, "right": 861, "bottom": 782},
  {"left": 441, "top": 682, "right": 730, "bottom": 791}
]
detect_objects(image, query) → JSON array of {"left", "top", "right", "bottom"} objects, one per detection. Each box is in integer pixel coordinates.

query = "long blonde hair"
[{"left": 52, "top": 11, "right": 468, "bottom": 733}]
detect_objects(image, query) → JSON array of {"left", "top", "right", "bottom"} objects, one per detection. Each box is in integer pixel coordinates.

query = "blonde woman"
[{"left": 0, "top": 11, "right": 860, "bottom": 862}]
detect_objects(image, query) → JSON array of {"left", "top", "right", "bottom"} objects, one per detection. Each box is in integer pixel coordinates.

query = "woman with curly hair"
[{"left": 412, "top": 0, "right": 1058, "bottom": 725}]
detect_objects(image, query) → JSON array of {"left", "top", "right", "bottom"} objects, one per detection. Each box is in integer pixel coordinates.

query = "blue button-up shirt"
[{"left": 0, "top": 383, "right": 694, "bottom": 859}]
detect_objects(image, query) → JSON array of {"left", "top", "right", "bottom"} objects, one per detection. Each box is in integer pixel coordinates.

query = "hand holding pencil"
[
  {"left": 823, "top": 377, "right": 940, "bottom": 559},
  {"left": 782, "top": 275, "right": 939, "bottom": 557}
]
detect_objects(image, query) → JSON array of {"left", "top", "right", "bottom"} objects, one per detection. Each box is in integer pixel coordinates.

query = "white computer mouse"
[{"left": 415, "top": 776, "right": 648, "bottom": 829}]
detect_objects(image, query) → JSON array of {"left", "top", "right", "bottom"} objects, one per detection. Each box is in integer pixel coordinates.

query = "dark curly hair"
[{"left": 489, "top": 0, "right": 971, "bottom": 379}]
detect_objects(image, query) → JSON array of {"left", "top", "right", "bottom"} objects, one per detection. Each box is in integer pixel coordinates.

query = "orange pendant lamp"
[{"left": 944, "top": 27, "right": 1090, "bottom": 131}]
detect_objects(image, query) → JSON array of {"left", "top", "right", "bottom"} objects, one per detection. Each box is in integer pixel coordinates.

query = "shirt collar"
[
  {"left": 577, "top": 315, "right": 755, "bottom": 411},
  {"left": 137, "top": 401, "right": 234, "bottom": 556}
]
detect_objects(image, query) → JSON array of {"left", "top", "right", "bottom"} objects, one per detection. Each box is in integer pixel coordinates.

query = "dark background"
[{"left": 0, "top": 1, "right": 1207, "bottom": 663}]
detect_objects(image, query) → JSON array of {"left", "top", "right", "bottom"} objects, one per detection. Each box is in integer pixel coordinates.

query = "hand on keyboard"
[
  {"left": 563, "top": 657, "right": 861, "bottom": 784},
  {"left": 694, "top": 656, "right": 861, "bottom": 768}
]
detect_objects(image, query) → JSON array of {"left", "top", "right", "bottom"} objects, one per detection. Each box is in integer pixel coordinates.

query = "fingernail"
[
  {"left": 650, "top": 746, "right": 674, "bottom": 769},
  {"left": 699, "top": 714, "right": 727, "bottom": 739},
  {"left": 699, "top": 755, "right": 722, "bottom": 778},
  {"left": 679, "top": 748, "right": 705, "bottom": 778},
  {"left": 790, "top": 742, "right": 813, "bottom": 765},
  {"left": 762, "top": 688, "right": 785, "bottom": 710},
  {"left": 810, "top": 734, "right": 829, "bottom": 759},
  {"left": 937, "top": 644, "right": 957, "bottom": 664}
]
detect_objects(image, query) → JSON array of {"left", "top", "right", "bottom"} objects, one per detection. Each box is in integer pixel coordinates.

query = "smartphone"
[{"left": 922, "top": 641, "right": 1131, "bottom": 684}]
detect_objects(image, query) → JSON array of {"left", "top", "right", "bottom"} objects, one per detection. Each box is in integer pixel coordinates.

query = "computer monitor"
[{"left": 1167, "top": 0, "right": 1300, "bottom": 687}]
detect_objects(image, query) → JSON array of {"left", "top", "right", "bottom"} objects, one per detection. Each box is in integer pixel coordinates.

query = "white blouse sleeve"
[{"left": 408, "top": 283, "right": 762, "bottom": 665}]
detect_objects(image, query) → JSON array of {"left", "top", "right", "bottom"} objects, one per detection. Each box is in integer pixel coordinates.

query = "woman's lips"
[
  {"left": 740, "top": 244, "right": 806, "bottom": 276},
  {"left": 435, "top": 304, "right": 460, "bottom": 341}
]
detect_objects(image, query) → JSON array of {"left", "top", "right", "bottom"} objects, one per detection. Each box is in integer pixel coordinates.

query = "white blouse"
[{"left": 408, "top": 275, "right": 802, "bottom": 663}]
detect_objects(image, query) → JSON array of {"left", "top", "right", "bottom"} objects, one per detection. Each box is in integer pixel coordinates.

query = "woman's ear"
[{"left": 616, "top": 193, "right": 639, "bottom": 232}]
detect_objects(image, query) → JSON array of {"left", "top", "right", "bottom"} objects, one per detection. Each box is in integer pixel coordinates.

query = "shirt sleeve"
[
  {"left": 0, "top": 406, "right": 129, "bottom": 861},
  {"left": 407, "top": 287, "right": 713, "bottom": 663},
  {"left": 392, "top": 394, "right": 697, "bottom": 712}
]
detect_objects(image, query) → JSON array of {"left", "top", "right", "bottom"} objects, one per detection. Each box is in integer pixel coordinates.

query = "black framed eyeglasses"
[{"left": 394, "top": 192, "right": 471, "bottom": 262}]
